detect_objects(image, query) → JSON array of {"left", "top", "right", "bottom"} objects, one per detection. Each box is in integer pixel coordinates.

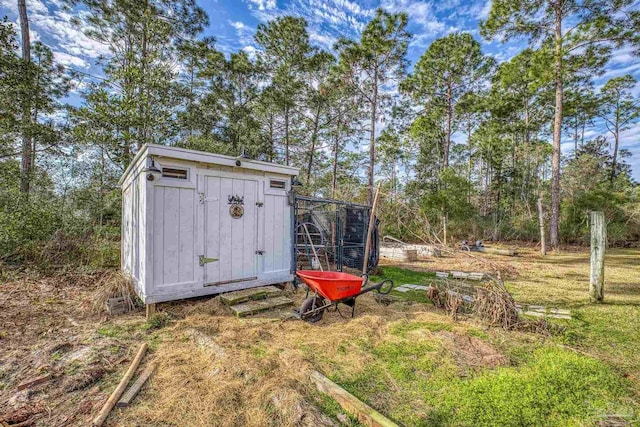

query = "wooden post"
[
  {"left": 589, "top": 211, "right": 606, "bottom": 302},
  {"left": 442, "top": 213, "right": 447, "bottom": 246},
  {"left": 362, "top": 182, "right": 382, "bottom": 275},
  {"left": 537, "top": 197, "right": 546, "bottom": 256},
  {"left": 145, "top": 303, "right": 156, "bottom": 320}
]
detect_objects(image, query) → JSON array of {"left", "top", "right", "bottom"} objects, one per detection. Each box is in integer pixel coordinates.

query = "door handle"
[{"left": 255, "top": 250, "right": 265, "bottom": 255}]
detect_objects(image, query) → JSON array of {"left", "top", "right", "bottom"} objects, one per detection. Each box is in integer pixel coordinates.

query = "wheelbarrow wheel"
[{"left": 300, "top": 296, "right": 325, "bottom": 323}]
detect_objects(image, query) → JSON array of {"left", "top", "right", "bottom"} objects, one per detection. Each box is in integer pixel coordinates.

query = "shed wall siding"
[{"left": 152, "top": 185, "right": 198, "bottom": 290}]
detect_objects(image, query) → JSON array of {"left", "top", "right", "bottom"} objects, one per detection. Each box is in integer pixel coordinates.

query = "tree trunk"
[
  {"left": 18, "top": 0, "right": 32, "bottom": 195},
  {"left": 331, "top": 120, "right": 340, "bottom": 199},
  {"left": 589, "top": 211, "right": 605, "bottom": 302},
  {"left": 306, "top": 104, "right": 321, "bottom": 184},
  {"left": 610, "top": 121, "right": 619, "bottom": 182},
  {"left": 443, "top": 83, "right": 452, "bottom": 169},
  {"left": 549, "top": 5, "right": 563, "bottom": 249},
  {"left": 368, "top": 70, "right": 378, "bottom": 205},
  {"left": 537, "top": 197, "right": 547, "bottom": 256},
  {"left": 284, "top": 104, "right": 290, "bottom": 166}
]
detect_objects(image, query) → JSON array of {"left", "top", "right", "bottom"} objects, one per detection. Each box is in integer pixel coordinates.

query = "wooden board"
[
  {"left": 230, "top": 296, "right": 293, "bottom": 317},
  {"left": 310, "top": 370, "right": 398, "bottom": 427},
  {"left": 220, "top": 286, "right": 282, "bottom": 305},
  {"left": 17, "top": 373, "right": 52, "bottom": 391},
  {"left": 479, "top": 247, "right": 518, "bottom": 256},
  {"left": 116, "top": 362, "right": 157, "bottom": 407}
]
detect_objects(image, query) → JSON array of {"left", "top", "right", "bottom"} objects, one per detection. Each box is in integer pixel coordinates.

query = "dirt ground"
[{"left": 1, "top": 246, "right": 638, "bottom": 426}]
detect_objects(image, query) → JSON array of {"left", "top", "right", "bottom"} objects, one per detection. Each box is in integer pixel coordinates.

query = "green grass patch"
[
  {"left": 371, "top": 267, "right": 436, "bottom": 303},
  {"left": 313, "top": 394, "right": 364, "bottom": 426},
  {"left": 371, "top": 266, "right": 436, "bottom": 285},
  {"left": 436, "top": 347, "right": 636, "bottom": 426},
  {"left": 333, "top": 343, "right": 636, "bottom": 426}
]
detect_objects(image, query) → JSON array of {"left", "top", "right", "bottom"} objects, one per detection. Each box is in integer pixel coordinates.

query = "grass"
[
  {"left": 370, "top": 266, "right": 436, "bottom": 303},
  {"left": 330, "top": 321, "right": 637, "bottom": 426},
  {"left": 330, "top": 249, "right": 640, "bottom": 425},
  {"left": 113, "top": 248, "right": 639, "bottom": 426}
]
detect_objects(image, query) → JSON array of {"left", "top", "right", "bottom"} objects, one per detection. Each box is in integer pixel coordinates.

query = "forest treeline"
[{"left": 1, "top": 0, "right": 640, "bottom": 265}]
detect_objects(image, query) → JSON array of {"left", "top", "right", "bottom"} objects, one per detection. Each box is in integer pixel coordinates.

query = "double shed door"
[{"left": 202, "top": 175, "right": 258, "bottom": 286}]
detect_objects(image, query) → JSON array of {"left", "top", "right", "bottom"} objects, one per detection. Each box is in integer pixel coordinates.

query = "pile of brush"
[
  {"left": 91, "top": 270, "right": 137, "bottom": 314},
  {"left": 427, "top": 277, "right": 562, "bottom": 334},
  {"left": 474, "top": 280, "right": 519, "bottom": 329}
]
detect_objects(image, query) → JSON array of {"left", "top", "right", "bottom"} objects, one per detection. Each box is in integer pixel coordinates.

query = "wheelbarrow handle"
[
  {"left": 359, "top": 277, "right": 394, "bottom": 295},
  {"left": 377, "top": 279, "right": 394, "bottom": 295},
  {"left": 360, "top": 273, "right": 369, "bottom": 288}
]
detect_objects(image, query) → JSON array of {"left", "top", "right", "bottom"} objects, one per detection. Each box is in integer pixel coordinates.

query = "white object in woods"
[{"left": 119, "top": 144, "right": 299, "bottom": 304}]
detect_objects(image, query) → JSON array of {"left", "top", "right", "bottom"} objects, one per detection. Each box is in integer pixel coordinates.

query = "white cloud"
[
  {"left": 54, "top": 51, "right": 89, "bottom": 68},
  {"left": 246, "top": 0, "right": 277, "bottom": 11},
  {"left": 310, "top": 31, "right": 337, "bottom": 50},
  {"left": 228, "top": 20, "right": 255, "bottom": 46}
]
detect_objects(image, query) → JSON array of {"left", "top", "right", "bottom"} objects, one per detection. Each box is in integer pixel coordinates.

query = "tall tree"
[
  {"left": 402, "top": 32, "right": 493, "bottom": 169},
  {"left": 73, "top": 0, "right": 208, "bottom": 169},
  {"left": 597, "top": 75, "right": 639, "bottom": 181},
  {"left": 481, "top": 0, "right": 640, "bottom": 248},
  {"left": 336, "top": 8, "right": 410, "bottom": 204},
  {"left": 255, "top": 16, "right": 315, "bottom": 165},
  {"left": 17, "top": 0, "right": 31, "bottom": 194}
]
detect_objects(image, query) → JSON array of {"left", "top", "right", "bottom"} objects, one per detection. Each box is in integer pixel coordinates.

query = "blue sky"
[{"left": 1, "top": 0, "right": 639, "bottom": 180}]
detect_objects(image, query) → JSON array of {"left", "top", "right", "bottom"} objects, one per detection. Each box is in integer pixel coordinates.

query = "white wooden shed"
[{"left": 119, "top": 144, "right": 299, "bottom": 304}]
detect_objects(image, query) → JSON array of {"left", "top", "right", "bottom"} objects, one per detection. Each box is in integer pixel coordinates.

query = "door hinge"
[
  {"left": 256, "top": 201, "right": 264, "bottom": 207},
  {"left": 199, "top": 255, "right": 219, "bottom": 266},
  {"left": 255, "top": 250, "right": 265, "bottom": 255},
  {"left": 199, "top": 193, "right": 205, "bottom": 204}
]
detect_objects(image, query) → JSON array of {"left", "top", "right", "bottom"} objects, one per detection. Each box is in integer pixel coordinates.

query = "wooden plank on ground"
[
  {"left": 310, "top": 370, "right": 398, "bottom": 427},
  {"left": 17, "top": 373, "right": 52, "bottom": 391},
  {"left": 230, "top": 296, "right": 293, "bottom": 317},
  {"left": 92, "top": 343, "right": 147, "bottom": 427},
  {"left": 482, "top": 247, "right": 518, "bottom": 256},
  {"left": 220, "top": 286, "right": 282, "bottom": 305},
  {"left": 116, "top": 362, "right": 157, "bottom": 407}
]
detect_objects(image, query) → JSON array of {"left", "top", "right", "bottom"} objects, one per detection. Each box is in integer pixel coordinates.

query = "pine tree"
[
  {"left": 336, "top": 9, "right": 410, "bottom": 204},
  {"left": 597, "top": 75, "right": 639, "bottom": 181},
  {"left": 481, "top": 0, "right": 640, "bottom": 248}
]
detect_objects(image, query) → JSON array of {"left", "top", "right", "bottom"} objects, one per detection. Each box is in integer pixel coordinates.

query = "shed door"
[{"left": 203, "top": 176, "right": 258, "bottom": 286}]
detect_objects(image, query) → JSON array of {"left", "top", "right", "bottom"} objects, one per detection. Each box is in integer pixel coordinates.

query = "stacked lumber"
[{"left": 380, "top": 247, "right": 417, "bottom": 262}]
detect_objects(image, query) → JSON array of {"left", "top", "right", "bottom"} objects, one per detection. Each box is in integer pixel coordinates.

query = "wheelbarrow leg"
[{"left": 351, "top": 301, "right": 355, "bottom": 318}]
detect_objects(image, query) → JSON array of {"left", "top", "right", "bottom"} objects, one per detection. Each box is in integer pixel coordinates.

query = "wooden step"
[
  {"left": 230, "top": 296, "right": 294, "bottom": 317},
  {"left": 220, "top": 286, "right": 282, "bottom": 306}
]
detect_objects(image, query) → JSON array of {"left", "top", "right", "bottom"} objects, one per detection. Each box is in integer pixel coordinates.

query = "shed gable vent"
[
  {"left": 270, "top": 180, "right": 286, "bottom": 189},
  {"left": 162, "top": 167, "right": 188, "bottom": 179}
]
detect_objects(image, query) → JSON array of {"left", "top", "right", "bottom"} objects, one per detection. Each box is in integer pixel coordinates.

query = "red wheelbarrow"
[{"left": 294, "top": 270, "right": 394, "bottom": 322}]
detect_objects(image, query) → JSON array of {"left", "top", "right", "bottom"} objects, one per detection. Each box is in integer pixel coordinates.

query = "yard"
[{"left": 1, "top": 247, "right": 639, "bottom": 426}]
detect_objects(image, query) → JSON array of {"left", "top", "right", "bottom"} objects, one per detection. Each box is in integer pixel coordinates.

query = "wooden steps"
[
  {"left": 220, "top": 286, "right": 282, "bottom": 305},
  {"left": 230, "top": 295, "right": 294, "bottom": 317}
]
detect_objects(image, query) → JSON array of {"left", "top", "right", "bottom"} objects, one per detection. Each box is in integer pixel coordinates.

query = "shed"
[{"left": 119, "top": 144, "right": 299, "bottom": 304}]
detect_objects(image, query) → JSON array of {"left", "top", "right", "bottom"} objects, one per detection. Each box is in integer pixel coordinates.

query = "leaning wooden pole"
[
  {"left": 362, "top": 182, "right": 382, "bottom": 275},
  {"left": 92, "top": 343, "right": 148, "bottom": 426},
  {"left": 589, "top": 211, "right": 606, "bottom": 302}
]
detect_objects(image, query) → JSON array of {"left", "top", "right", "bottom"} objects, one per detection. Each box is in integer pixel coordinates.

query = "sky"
[{"left": 1, "top": 0, "right": 639, "bottom": 180}]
